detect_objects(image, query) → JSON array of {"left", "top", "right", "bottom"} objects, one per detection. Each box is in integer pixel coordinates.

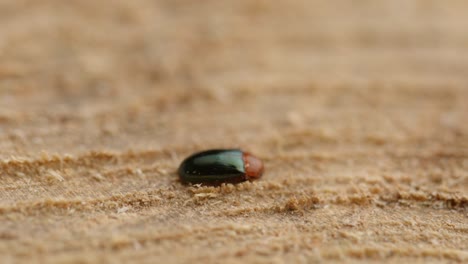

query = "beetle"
[{"left": 178, "top": 149, "right": 264, "bottom": 185}]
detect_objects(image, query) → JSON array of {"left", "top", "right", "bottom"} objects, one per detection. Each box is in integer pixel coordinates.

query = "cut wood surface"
[{"left": 0, "top": 0, "right": 467, "bottom": 263}]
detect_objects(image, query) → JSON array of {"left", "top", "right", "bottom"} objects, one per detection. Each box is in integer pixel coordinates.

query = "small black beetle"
[{"left": 178, "top": 149, "right": 264, "bottom": 185}]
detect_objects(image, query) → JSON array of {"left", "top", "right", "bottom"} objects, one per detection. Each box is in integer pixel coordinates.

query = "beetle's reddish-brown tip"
[{"left": 242, "top": 152, "right": 264, "bottom": 180}]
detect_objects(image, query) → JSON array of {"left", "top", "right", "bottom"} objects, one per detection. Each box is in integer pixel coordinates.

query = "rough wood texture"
[{"left": 0, "top": 0, "right": 467, "bottom": 263}]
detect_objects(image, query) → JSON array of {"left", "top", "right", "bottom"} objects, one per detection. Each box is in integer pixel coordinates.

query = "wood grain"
[{"left": 0, "top": 0, "right": 467, "bottom": 263}]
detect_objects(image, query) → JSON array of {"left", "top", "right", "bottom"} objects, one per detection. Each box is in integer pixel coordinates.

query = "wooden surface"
[{"left": 0, "top": 0, "right": 467, "bottom": 263}]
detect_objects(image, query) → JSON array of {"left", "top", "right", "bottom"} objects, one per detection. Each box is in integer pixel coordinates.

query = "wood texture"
[{"left": 0, "top": 0, "right": 467, "bottom": 263}]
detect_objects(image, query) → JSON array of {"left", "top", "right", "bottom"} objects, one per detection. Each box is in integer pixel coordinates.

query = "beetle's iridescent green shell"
[{"left": 178, "top": 149, "right": 263, "bottom": 185}]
